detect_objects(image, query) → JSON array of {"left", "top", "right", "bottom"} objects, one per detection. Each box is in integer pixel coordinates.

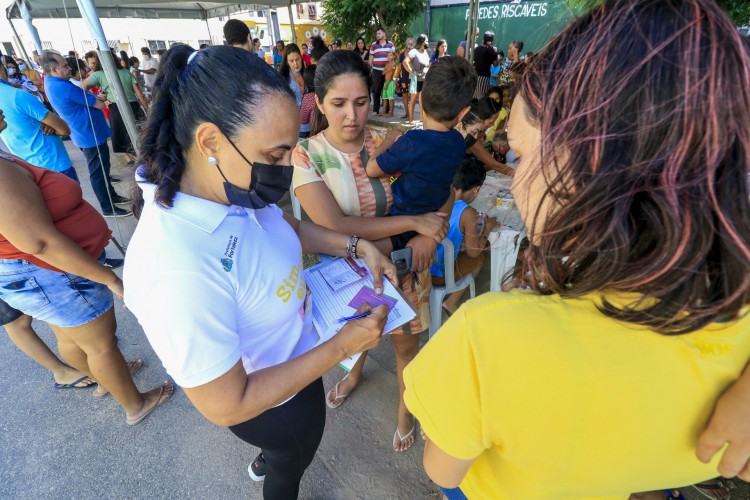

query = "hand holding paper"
[{"left": 356, "top": 239, "right": 399, "bottom": 294}]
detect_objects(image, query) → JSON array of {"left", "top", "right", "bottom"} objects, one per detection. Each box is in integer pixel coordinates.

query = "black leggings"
[{"left": 228, "top": 378, "right": 326, "bottom": 499}]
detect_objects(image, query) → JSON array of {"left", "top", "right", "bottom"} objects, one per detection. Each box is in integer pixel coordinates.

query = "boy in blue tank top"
[
  {"left": 365, "top": 57, "right": 477, "bottom": 252},
  {"left": 431, "top": 158, "right": 496, "bottom": 314}
]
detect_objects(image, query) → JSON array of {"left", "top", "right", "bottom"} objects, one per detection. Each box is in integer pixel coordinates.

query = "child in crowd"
[
  {"left": 366, "top": 57, "right": 477, "bottom": 252},
  {"left": 430, "top": 158, "right": 497, "bottom": 314},
  {"left": 489, "top": 50, "right": 504, "bottom": 86},
  {"left": 378, "top": 50, "right": 396, "bottom": 117},
  {"left": 299, "top": 64, "right": 316, "bottom": 139}
]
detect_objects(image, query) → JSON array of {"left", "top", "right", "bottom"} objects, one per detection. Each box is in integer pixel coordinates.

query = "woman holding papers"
[
  {"left": 123, "top": 44, "right": 397, "bottom": 500},
  {"left": 403, "top": 0, "right": 750, "bottom": 498},
  {"left": 291, "top": 50, "right": 449, "bottom": 453}
]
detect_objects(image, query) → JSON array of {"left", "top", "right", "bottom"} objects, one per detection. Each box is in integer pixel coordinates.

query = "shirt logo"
[
  {"left": 221, "top": 235, "right": 239, "bottom": 272},
  {"left": 221, "top": 257, "right": 233, "bottom": 272}
]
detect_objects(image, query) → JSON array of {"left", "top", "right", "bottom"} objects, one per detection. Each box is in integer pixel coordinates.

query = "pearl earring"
[{"left": 207, "top": 156, "right": 217, "bottom": 165}]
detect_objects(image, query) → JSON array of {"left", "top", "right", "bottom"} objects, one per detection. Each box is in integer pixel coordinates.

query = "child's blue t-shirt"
[{"left": 376, "top": 128, "right": 466, "bottom": 216}]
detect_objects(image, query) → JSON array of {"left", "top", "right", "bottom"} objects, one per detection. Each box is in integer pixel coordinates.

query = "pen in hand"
[{"left": 338, "top": 311, "right": 373, "bottom": 323}]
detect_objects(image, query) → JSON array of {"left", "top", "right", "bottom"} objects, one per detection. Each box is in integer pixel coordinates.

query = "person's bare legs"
[
  {"left": 51, "top": 308, "right": 173, "bottom": 422},
  {"left": 326, "top": 350, "right": 368, "bottom": 406},
  {"left": 4, "top": 314, "right": 92, "bottom": 386},
  {"left": 401, "top": 92, "right": 409, "bottom": 119},
  {"left": 391, "top": 333, "right": 421, "bottom": 451},
  {"left": 386, "top": 100, "right": 394, "bottom": 117},
  {"left": 408, "top": 92, "right": 417, "bottom": 123},
  {"left": 442, "top": 253, "right": 485, "bottom": 314}
]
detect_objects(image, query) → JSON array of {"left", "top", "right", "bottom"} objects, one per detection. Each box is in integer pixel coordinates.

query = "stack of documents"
[{"left": 304, "top": 257, "right": 416, "bottom": 371}]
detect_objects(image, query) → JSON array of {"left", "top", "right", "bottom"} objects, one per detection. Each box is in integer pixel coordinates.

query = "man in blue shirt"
[
  {"left": 40, "top": 51, "right": 131, "bottom": 218},
  {"left": 0, "top": 65, "right": 75, "bottom": 179}
]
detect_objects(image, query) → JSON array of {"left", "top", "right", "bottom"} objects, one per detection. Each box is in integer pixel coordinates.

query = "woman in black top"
[
  {"left": 472, "top": 31, "right": 496, "bottom": 99},
  {"left": 353, "top": 37, "right": 369, "bottom": 61}
]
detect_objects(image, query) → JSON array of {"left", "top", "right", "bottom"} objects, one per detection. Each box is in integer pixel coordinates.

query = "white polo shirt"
[
  {"left": 140, "top": 56, "right": 158, "bottom": 89},
  {"left": 124, "top": 180, "right": 318, "bottom": 389}
]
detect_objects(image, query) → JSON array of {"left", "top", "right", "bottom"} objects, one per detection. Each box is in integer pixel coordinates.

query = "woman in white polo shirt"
[{"left": 123, "top": 44, "right": 396, "bottom": 500}]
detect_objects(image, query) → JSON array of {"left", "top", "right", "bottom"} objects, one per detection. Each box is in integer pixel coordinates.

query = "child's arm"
[
  {"left": 365, "top": 128, "right": 403, "bottom": 177},
  {"left": 461, "top": 207, "right": 497, "bottom": 257},
  {"left": 469, "top": 141, "right": 515, "bottom": 177}
]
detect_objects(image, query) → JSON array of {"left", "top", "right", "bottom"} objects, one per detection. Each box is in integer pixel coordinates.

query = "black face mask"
[{"left": 216, "top": 136, "right": 293, "bottom": 209}]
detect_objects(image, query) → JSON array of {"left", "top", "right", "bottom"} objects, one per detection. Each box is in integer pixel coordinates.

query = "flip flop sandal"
[
  {"left": 54, "top": 375, "right": 96, "bottom": 389},
  {"left": 393, "top": 419, "right": 416, "bottom": 452},
  {"left": 664, "top": 490, "right": 685, "bottom": 500},
  {"left": 126, "top": 381, "right": 173, "bottom": 426},
  {"left": 326, "top": 374, "right": 352, "bottom": 409},
  {"left": 692, "top": 480, "right": 731, "bottom": 500},
  {"left": 92, "top": 359, "right": 144, "bottom": 398}
]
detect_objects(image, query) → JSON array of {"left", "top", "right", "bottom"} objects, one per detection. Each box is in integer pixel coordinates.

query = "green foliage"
[
  {"left": 321, "top": 0, "right": 427, "bottom": 47},
  {"left": 565, "top": 0, "right": 749, "bottom": 25}
]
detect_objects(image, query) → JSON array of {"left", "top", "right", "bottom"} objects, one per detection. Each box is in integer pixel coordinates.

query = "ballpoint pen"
[{"left": 338, "top": 311, "right": 373, "bottom": 323}]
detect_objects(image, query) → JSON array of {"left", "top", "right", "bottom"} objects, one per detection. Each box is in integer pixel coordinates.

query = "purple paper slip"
[{"left": 348, "top": 286, "right": 397, "bottom": 311}]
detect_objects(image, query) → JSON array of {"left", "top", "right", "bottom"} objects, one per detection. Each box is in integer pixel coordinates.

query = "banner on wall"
[{"left": 418, "top": 0, "right": 579, "bottom": 54}]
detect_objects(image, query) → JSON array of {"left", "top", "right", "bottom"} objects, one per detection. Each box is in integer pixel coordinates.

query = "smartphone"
[{"left": 390, "top": 247, "right": 413, "bottom": 275}]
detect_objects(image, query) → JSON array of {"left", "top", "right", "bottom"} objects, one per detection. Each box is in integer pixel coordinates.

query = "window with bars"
[
  {"left": 308, "top": 4, "right": 317, "bottom": 20},
  {"left": 297, "top": 4, "right": 304, "bottom": 16},
  {"left": 148, "top": 40, "right": 167, "bottom": 53}
]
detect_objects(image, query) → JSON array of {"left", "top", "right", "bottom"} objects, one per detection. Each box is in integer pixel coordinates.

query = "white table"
[{"left": 470, "top": 173, "right": 526, "bottom": 292}]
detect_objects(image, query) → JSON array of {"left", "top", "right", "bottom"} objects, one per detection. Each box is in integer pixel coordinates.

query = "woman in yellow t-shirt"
[{"left": 404, "top": 0, "right": 750, "bottom": 499}]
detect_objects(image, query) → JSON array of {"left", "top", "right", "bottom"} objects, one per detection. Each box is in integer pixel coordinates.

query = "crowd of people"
[{"left": 1, "top": 0, "right": 750, "bottom": 499}]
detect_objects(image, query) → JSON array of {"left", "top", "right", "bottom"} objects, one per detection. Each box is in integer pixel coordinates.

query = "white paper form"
[
  {"left": 305, "top": 257, "right": 416, "bottom": 371},
  {"left": 318, "top": 257, "right": 366, "bottom": 291}
]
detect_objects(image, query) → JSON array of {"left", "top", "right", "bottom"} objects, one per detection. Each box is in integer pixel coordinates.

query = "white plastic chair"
[{"left": 428, "top": 238, "right": 476, "bottom": 338}]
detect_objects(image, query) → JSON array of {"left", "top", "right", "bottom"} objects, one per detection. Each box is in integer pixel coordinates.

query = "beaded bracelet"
[
  {"left": 351, "top": 235, "right": 361, "bottom": 259},
  {"left": 345, "top": 236, "right": 353, "bottom": 258}
]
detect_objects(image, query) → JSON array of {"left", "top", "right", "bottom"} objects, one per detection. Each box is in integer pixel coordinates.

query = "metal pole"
[
  {"left": 425, "top": 2, "right": 431, "bottom": 38},
  {"left": 465, "top": 0, "right": 474, "bottom": 61},
  {"left": 6, "top": 15, "right": 31, "bottom": 64},
  {"left": 205, "top": 18, "right": 214, "bottom": 45},
  {"left": 466, "top": 0, "right": 479, "bottom": 62},
  {"left": 287, "top": 3, "right": 297, "bottom": 44},
  {"left": 75, "top": 0, "right": 140, "bottom": 151},
  {"left": 16, "top": 0, "right": 43, "bottom": 55}
]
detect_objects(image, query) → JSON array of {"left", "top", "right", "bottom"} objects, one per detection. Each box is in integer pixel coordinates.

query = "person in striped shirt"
[{"left": 369, "top": 28, "right": 395, "bottom": 114}]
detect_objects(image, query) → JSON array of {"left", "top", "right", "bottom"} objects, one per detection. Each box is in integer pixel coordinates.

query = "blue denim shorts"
[
  {"left": 0, "top": 253, "right": 113, "bottom": 328},
  {"left": 441, "top": 487, "right": 469, "bottom": 500}
]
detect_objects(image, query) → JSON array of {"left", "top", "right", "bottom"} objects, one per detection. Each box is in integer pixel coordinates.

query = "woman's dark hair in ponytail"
[
  {"left": 135, "top": 44, "right": 294, "bottom": 211},
  {"left": 310, "top": 50, "right": 372, "bottom": 136},
  {"left": 461, "top": 97, "right": 501, "bottom": 128}
]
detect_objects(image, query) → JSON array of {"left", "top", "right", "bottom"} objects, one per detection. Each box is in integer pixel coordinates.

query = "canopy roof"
[{"left": 7, "top": 1, "right": 297, "bottom": 20}]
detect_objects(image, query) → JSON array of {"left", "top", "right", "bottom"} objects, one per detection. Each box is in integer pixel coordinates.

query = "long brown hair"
[{"left": 518, "top": 0, "right": 750, "bottom": 334}]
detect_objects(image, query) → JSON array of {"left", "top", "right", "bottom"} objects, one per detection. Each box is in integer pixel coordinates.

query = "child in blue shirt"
[{"left": 366, "top": 56, "right": 477, "bottom": 252}]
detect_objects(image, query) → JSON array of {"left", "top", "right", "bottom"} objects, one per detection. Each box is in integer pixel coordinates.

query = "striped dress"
[{"left": 292, "top": 126, "right": 432, "bottom": 334}]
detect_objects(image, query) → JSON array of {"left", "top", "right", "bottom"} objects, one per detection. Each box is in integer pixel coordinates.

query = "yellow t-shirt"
[
  {"left": 404, "top": 291, "right": 750, "bottom": 500},
  {"left": 486, "top": 107, "right": 509, "bottom": 142}
]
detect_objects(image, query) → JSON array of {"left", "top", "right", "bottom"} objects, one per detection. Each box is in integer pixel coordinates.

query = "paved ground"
[{"left": 1, "top": 130, "right": 748, "bottom": 499}]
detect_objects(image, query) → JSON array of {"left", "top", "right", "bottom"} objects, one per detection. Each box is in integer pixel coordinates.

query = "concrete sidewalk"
[{"left": 0, "top": 140, "right": 746, "bottom": 499}]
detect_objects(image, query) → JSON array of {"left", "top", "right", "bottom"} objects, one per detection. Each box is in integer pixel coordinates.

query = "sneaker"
[
  {"left": 102, "top": 207, "right": 132, "bottom": 218},
  {"left": 111, "top": 194, "right": 130, "bottom": 206},
  {"left": 247, "top": 453, "right": 266, "bottom": 482},
  {"left": 103, "top": 258, "right": 124, "bottom": 269}
]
